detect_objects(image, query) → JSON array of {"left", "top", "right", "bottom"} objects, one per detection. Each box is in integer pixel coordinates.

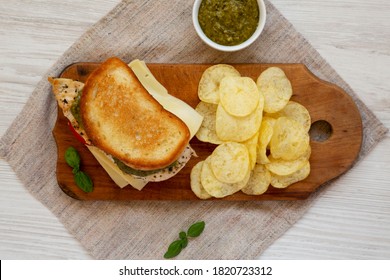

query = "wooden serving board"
[{"left": 53, "top": 63, "right": 362, "bottom": 200}]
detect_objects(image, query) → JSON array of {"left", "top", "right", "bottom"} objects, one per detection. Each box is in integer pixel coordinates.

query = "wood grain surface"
[{"left": 53, "top": 62, "right": 362, "bottom": 200}]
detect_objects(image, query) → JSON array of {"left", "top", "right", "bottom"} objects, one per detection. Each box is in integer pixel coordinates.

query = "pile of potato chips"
[{"left": 190, "top": 64, "right": 312, "bottom": 199}]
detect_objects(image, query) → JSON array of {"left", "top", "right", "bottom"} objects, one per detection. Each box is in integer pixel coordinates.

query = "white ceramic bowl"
[{"left": 192, "top": 0, "right": 267, "bottom": 52}]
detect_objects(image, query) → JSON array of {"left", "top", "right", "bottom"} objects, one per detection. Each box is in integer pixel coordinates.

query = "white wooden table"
[{"left": 1, "top": 0, "right": 389, "bottom": 259}]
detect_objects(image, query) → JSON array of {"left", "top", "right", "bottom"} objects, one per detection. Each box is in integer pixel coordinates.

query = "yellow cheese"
[
  {"left": 129, "top": 59, "right": 203, "bottom": 139},
  {"left": 129, "top": 60, "right": 170, "bottom": 97},
  {"left": 87, "top": 146, "right": 148, "bottom": 190}
]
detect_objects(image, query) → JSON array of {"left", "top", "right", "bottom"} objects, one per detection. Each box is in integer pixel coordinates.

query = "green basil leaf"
[
  {"left": 74, "top": 171, "right": 93, "bottom": 193},
  {"left": 187, "top": 221, "right": 205, "bottom": 237},
  {"left": 179, "top": 231, "right": 187, "bottom": 239},
  {"left": 179, "top": 231, "right": 188, "bottom": 248},
  {"left": 164, "top": 239, "right": 183, "bottom": 259},
  {"left": 65, "top": 147, "right": 80, "bottom": 170}
]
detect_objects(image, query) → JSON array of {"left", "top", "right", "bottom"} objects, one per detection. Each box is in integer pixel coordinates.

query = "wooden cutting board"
[{"left": 52, "top": 63, "right": 362, "bottom": 200}]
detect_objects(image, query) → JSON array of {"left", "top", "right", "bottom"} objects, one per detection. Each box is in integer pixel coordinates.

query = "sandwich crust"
[{"left": 80, "top": 57, "right": 190, "bottom": 171}]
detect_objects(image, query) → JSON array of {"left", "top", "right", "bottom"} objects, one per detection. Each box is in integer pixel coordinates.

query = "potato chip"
[
  {"left": 256, "top": 116, "right": 276, "bottom": 164},
  {"left": 219, "top": 76, "right": 259, "bottom": 117},
  {"left": 241, "top": 131, "right": 259, "bottom": 170},
  {"left": 241, "top": 164, "right": 271, "bottom": 195},
  {"left": 191, "top": 64, "right": 313, "bottom": 198},
  {"left": 265, "top": 156, "right": 308, "bottom": 176},
  {"left": 270, "top": 161, "right": 310, "bottom": 189},
  {"left": 198, "top": 64, "right": 241, "bottom": 104},
  {"left": 266, "top": 101, "right": 311, "bottom": 132},
  {"left": 216, "top": 95, "right": 263, "bottom": 142},
  {"left": 201, "top": 157, "right": 250, "bottom": 198},
  {"left": 210, "top": 142, "right": 250, "bottom": 184},
  {"left": 270, "top": 117, "right": 310, "bottom": 161},
  {"left": 195, "top": 101, "right": 223, "bottom": 144},
  {"left": 266, "top": 144, "right": 311, "bottom": 175},
  {"left": 190, "top": 161, "right": 212, "bottom": 199},
  {"left": 257, "top": 67, "right": 292, "bottom": 113}
]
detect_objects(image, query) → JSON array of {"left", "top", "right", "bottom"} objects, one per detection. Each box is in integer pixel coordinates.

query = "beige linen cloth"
[{"left": 0, "top": 0, "right": 387, "bottom": 259}]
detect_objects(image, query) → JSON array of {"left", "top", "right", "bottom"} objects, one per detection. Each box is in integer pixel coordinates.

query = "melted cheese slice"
[
  {"left": 129, "top": 59, "right": 203, "bottom": 139},
  {"left": 87, "top": 146, "right": 148, "bottom": 190}
]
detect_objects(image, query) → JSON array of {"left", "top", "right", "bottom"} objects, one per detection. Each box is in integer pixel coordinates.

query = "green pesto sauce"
[
  {"left": 113, "top": 158, "right": 178, "bottom": 177},
  {"left": 198, "top": 0, "right": 259, "bottom": 46},
  {"left": 70, "top": 89, "right": 83, "bottom": 129}
]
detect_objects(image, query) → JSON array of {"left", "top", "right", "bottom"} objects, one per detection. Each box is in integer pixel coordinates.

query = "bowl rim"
[{"left": 192, "top": 0, "right": 267, "bottom": 52}]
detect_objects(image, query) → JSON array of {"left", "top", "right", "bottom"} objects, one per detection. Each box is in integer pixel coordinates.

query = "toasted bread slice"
[{"left": 80, "top": 57, "right": 190, "bottom": 171}]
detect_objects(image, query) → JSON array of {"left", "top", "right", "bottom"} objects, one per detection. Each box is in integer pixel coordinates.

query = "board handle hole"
[{"left": 309, "top": 120, "right": 332, "bottom": 142}]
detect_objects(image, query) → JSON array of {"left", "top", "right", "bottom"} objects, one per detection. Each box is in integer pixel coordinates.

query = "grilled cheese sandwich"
[{"left": 49, "top": 57, "right": 203, "bottom": 190}]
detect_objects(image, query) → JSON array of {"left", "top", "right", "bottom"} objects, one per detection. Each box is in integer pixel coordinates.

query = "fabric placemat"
[{"left": 0, "top": 0, "right": 387, "bottom": 259}]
